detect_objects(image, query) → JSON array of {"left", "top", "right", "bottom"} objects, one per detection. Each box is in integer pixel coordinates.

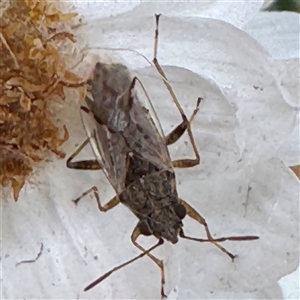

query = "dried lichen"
[{"left": 0, "top": 0, "right": 85, "bottom": 201}]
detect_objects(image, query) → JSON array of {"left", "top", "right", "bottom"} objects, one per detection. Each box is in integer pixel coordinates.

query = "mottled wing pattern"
[
  {"left": 80, "top": 108, "right": 128, "bottom": 195},
  {"left": 120, "top": 77, "right": 173, "bottom": 170},
  {"left": 80, "top": 62, "right": 173, "bottom": 195}
]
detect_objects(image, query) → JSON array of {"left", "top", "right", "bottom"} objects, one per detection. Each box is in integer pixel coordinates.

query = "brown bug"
[{"left": 67, "top": 14, "right": 259, "bottom": 298}]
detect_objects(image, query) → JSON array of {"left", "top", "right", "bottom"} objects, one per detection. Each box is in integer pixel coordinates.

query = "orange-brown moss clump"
[
  {"left": 0, "top": 0, "right": 85, "bottom": 200},
  {"left": 290, "top": 165, "right": 300, "bottom": 180}
]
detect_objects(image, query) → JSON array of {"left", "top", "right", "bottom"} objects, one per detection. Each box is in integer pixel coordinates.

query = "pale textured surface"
[
  {"left": 279, "top": 268, "right": 300, "bottom": 300},
  {"left": 243, "top": 11, "right": 300, "bottom": 60},
  {"left": 2, "top": 2, "right": 299, "bottom": 300},
  {"left": 73, "top": 0, "right": 264, "bottom": 28},
  {"left": 73, "top": 0, "right": 140, "bottom": 19},
  {"left": 278, "top": 122, "right": 300, "bottom": 166},
  {"left": 262, "top": 0, "right": 275, "bottom": 9}
]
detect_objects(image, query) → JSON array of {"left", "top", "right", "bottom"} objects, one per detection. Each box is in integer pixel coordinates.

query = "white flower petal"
[
  {"left": 73, "top": 0, "right": 140, "bottom": 19},
  {"left": 243, "top": 11, "right": 300, "bottom": 60},
  {"left": 271, "top": 59, "right": 300, "bottom": 109},
  {"left": 74, "top": 0, "right": 264, "bottom": 28},
  {"left": 186, "top": 0, "right": 264, "bottom": 28},
  {"left": 278, "top": 120, "right": 300, "bottom": 166},
  {"left": 279, "top": 267, "right": 300, "bottom": 300},
  {"left": 177, "top": 282, "right": 284, "bottom": 299},
  {"left": 262, "top": 0, "right": 276, "bottom": 10},
  {"left": 176, "top": 158, "right": 299, "bottom": 298},
  {"left": 271, "top": 59, "right": 299, "bottom": 167}
]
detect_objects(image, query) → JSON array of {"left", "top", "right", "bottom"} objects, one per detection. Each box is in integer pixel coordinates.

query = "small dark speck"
[
  {"left": 47, "top": 248, "right": 51, "bottom": 253},
  {"left": 253, "top": 86, "right": 263, "bottom": 91},
  {"left": 136, "top": 124, "right": 143, "bottom": 133},
  {"left": 94, "top": 255, "right": 98, "bottom": 260},
  {"left": 210, "top": 291, "right": 214, "bottom": 294},
  {"left": 217, "top": 151, "right": 221, "bottom": 156},
  {"left": 251, "top": 115, "right": 254, "bottom": 119},
  {"left": 52, "top": 282, "right": 55, "bottom": 286},
  {"left": 84, "top": 246, "right": 88, "bottom": 251},
  {"left": 75, "top": 143, "right": 79, "bottom": 147},
  {"left": 286, "top": 252, "right": 290, "bottom": 256},
  {"left": 5, "top": 254, "right": 9, "bottom": 258}
]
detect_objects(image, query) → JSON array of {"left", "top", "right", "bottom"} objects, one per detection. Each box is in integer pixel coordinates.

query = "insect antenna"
[
  {"left": 84, "top": 238, "right": 164, "bottom": 292},
  {"left": 180, "top": 230, "right": 259, "bottom": 243}
]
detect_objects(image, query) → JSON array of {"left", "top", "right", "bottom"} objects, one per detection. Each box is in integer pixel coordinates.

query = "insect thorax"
[{"left": 119, "top": 154, "right": 183, "bottom": 244}]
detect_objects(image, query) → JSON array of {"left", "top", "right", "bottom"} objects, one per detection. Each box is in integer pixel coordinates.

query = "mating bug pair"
[{"left": 66, "top": 14, "right": 259, "bottom": 298}]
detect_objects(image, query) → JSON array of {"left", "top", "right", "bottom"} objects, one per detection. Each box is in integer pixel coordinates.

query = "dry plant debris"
[
  {"left": 0, "top": 0, "right": 85, "bottom": 201},
  {"left": 290, "top": 165, "right": 300, "bottom": 180}
]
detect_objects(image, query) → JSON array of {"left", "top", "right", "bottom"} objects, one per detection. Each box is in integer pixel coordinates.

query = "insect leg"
[
  {"left": 167, "top": 98, "right": 202, "bottom": 168},
  {"left": 66, "top": 138, "right": 101, "bottom": 170},
  {"left": 178, "top": 198, "right": 237, "bottom": 260},
  {"left": 84, "top": 239, "right": 164, "bottom": 292},
  {"left": 73, "top": 186, "right": 120, "bottom": 213},
  {"left": 153, "top": 14, "right": 201, "bottom": 169},
  {"left": 131, "top": 223, "right": 167, "bottom": 299}
]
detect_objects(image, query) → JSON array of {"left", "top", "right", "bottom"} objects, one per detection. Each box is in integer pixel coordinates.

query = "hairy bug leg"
[
  {"left": 131, "top": 223, "right": 167, "bottom": 299},
  {"left": 178, "top": 198, "right": 236, "bottom": 260},
  {"left": 73, "top": 185, "right": 120, "bottom": 213},
  {"left": 164, "top": 97, "right": 201, "bottom": 146},
  {"left": 84, "top": 239, "right": 164, "bottom": 293},
  {"left": 178, "top": 199, "right": 258, "bottom": 261},
  {"left": 153, "top": 14, "right": 200, "bottom": 169},
  {"left": 167, "top": 98, "right": 202, "bottom": 168},
  {"left": 66, "top": 138, "right": 101, "bottom": 170}
]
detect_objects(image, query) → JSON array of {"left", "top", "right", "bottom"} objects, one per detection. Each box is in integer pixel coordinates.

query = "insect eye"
[
  {"left": 138, "top": 220, "right": 152, "bottom": 236},
  {"left": 174, "top": 203, "right": 186, "bottom": 219}
]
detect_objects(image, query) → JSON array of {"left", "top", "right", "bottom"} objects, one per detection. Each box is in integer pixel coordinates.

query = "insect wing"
[
  {"left": 133, "top": 77, "right": 165, "bottom": 138},
  {"left": 125, "top": 78, "right": 173, "bottom": 170},
  {"left": 80, "top": 107, "right": 127, "bottom": 195}
]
